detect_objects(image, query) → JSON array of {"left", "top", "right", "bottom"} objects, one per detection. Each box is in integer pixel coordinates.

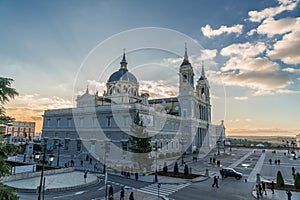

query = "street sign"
[{"left": 157, "top": 183, "right": 161, "bottom": 188}]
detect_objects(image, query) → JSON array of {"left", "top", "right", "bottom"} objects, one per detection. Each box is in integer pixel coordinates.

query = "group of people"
[
  {"left": 268, "top": 158, "right": 281, "bottom": 165},
  {"left": 109, "top": 185, "right": 134, "bottom": 200},
  {"left": 255, "top": 181, "right": 268, "bottom": 198}
]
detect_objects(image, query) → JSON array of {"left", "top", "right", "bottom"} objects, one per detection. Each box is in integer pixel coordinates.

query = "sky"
[{"left": 1, "top": 0, "right": 300, "bottom": 136}]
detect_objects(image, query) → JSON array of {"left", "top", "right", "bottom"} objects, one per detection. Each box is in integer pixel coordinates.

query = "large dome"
[{"left": 107, "top": 68, "right": 138, "bottom": 84}]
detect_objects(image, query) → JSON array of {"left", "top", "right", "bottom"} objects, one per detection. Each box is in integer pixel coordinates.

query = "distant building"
[
  {"left": 42, "top": 47, "right": 225, "bottom": 168},
  {"left": 296, "top": 133, "right": 300, "bottom": 147},
  {"left": 4, "top": 121, "right": 36, "bottom": 143}
]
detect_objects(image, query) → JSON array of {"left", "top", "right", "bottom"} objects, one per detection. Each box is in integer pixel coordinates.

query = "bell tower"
[{"left": 179, "top": 44, "right": 194, "bottom": 96}]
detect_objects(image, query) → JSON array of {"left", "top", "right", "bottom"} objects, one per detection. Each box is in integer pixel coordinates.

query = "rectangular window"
[
  {"left": 67, "top": 118, "right": 72, "bottom": 128},
  {"left": 8, "top": 127, "right": 12, "bottom": 131},
  {"left": 65, "top": 140, "right": 69, "bottom": 151},
  {"left": 107, "top": 117, "right": 111, "bottom": 127},
  {"left": 20, "top": 127, "right": 23, "bottom": 131},
  {"left": 93, "top": 117, "right": 98, "bottom": 127},
  {"left": 77, "top": 141, "right": 82, "bottom": 152},
  {"left": 122, "top": 143, "right": 128, "bottom": 155},
  {"left": 79, "top": 118, "right": 83, "bottom": 127},
  {"left": 183, "top": 110, "right": 187, "bottom": 118},
  {"left": 14, "top": 127, "right": 18, "bottom": 131},
  {"left": 47, "top": 119, "right": 50, "bottom": 127},
  {"left": 57, "top": 119, "right": 61, "bottom": 127}
]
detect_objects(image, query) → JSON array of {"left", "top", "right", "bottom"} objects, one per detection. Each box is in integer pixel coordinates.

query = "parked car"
[{"left": 221, "top": 168, "right": 243, "bottom": 180}]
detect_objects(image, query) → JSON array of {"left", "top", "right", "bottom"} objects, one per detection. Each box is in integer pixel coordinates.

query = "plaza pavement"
[{"left": 5, "top": 148, "right": 300, "bottom": 199}]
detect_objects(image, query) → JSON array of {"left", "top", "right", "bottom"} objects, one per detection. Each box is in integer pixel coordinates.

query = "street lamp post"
[
  {"left": 179, "top": 136, "right": 185, "bottom": 165},
  {"left": 217, "top": 140, "right": 220, "bottom": 155},
  {"left": 38, "top": 144, "right": 46, "bottom": 200},
  {"left": 155, "top": 141, "right": 158, "bottom": 183},
  {"left": 56, "top": 142, "right": 62, "bottom": 167},
  {"left": 287, "top": 141, "right": 290, "bottom": 154}
]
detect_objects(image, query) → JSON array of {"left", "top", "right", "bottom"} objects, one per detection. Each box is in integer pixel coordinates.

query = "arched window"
[{"left": 183, "top": 74, "right": 187, "bottom": 82}]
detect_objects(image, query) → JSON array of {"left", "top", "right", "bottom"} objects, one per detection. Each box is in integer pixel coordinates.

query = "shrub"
[
  {"left": 184, "top": 164, "right": 189, "bottom": 177},
  {"left": 295, "top": 173, "right": 300, "bottom": 189},
  {"left": 173, "top": 162, "right": 179, "bottom": 175},
  {"left": 276, "top": 171, "right": 285, "bottom": 188},
  {"left": 163, "top": 162, "right": 168, "bottom": 174}
]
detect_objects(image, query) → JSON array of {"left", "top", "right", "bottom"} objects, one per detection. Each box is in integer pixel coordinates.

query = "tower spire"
[
  {"left": 184, "top": 42, "right": 188, "bottom": 60},
  {"left": 181, "top": 43, "right": 190, "bottom": 66},
  {"left": 120, "top": 48, "right": 128, "bottom": 70},
  {"left": 201, "top": 61, "right": 205, "bottom": 76}
]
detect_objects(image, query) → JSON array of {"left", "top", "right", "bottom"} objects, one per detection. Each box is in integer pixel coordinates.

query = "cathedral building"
[{"left": 41, "top": 47, "right": 225, "bottom": 168}]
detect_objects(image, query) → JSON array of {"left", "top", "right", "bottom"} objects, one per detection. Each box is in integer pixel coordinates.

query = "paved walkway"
[
  {"left": 4, "top": 171, "right": 98, "bottom": 192},
  {"left": 252, "top": 188, "right": 300, "bottom": 200}
]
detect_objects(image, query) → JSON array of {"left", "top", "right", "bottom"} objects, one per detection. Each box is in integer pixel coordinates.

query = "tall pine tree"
[{"left": 129, "top": 111, "right": 153, "bottom": 172}]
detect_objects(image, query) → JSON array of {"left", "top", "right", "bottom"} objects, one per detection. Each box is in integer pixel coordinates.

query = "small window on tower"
[
  {"left": 201, "top": 88, "right": 205, "bottom": 95},
  {"left": 183, "top": 74, "right": 187, "bottom": 82}
]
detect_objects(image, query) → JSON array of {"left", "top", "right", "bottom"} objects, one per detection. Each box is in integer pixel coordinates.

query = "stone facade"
[{"left": 41, "top": 47, "right": 225, "bottom": 166}]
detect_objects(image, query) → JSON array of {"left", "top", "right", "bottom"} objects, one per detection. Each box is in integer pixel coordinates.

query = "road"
[{"left": 17, "top": 149, "right": 299, "bottom": 200}]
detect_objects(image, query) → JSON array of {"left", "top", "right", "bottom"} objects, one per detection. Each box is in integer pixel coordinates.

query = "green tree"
[
  {"left": 173, "top": 162, "right": 179, "bottom": 176},
  {"left": 0, "top": 77, "right": 19, "bottom": 200},
  {"left": 129, "top": 111, "right": 153, "bottom": 172},
  {"left": 295, "top": 172, "right": 300, "bottom": 189},
  {"left": 184, "top": 164, "right": 189, "bottom": 177},
  {"left": 276, "top": 171, "right": 285, "bottom": 188},
  {"left": 163, "top": 162, "right": 168, "bottom": 174}
]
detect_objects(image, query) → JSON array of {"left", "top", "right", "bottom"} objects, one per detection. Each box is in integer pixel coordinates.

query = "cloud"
[
  {"left": 221, "top": 57, "right": 279, "bottom": 73},
  {"left": 257, "top": 17, "right": 300, "bottom": 37},
  {"left": 227, "top": 127, "right": 297, "bottom": 136},
  {"left": 200, "top": 49, "right": 218, "bottom": 60},
  {"left": 282, "top": 67, "right": 300, "bottom": 73},
  {"left": 267, "top": 29, "right": 300, "bottom": 64},
  {"left": 247, "top": 0, "right": 298, "bottom": 22},
  {"left": 5, "top": 94, "right": 72, "bottom": 132},
  {"left": 209, "top": 56, "right": 291, "bottom": 96},
  {"left": 276, "top": 89, "right": 300, "bottom": 94},
  {"left": 139, "top": 80, "right": 178, "bottom": 98},
  {"left": 201, "top": 24, "right": 243, "bottom": 38},
  {"left": 247, "top": 29, "right": 257, "bottom": 36},
  {"left": 234, "top": 96, "right": 249, "bottom": 100},
  {"left": 220, "top": 42, "right": 266, "bottom": 58}
]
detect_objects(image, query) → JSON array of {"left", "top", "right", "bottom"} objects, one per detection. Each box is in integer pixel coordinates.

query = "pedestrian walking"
[
  {"left": 258, "top": 183, "right": 262, "bottom": 196},
  {"left": 108, "top": 185, "right": 114, "bottom": 200},
  {"left": 286, "top": 190, "right": 292, "bottom": 200},
  {"left": 209, "top": 157, "right": 212, "bottom": 163},
  {"left": 129, "top": 191, "right": 134, "bottom": 200},
  {"left": 262, "top": 181, "right": 267, "bottom": 195},
  {"left": 269, "top": 158, "right": 272, "bottom": 165},
  {"left": 278, "top": 159, "right": 280, "bottom": 165},
  {"left": 81, "top": 160, "right": 83, "bottom": 166},
  {"left": 84, "top": 170, "right": 87, "bottom": 183},
  {"left": 292, "top": 166, "right": 296, "bottom": 175},
  {"left": 256, "top": 184, "right": 260, "bottom": 199},
  {"left": 274, "top": 160, "right": 277, "bottom": 165},
  {"left": 270, "top": 181, "right": 275, "bottom": 194},
  {"left": 212, "top": 176, "right": 219, "bottom": 188},
  {"left": 120, "top": 187, "right": 125, "bottom": 200},
  {"left": 89, "top": 157, "right": 92, "bottom": 165},
  {"left": 220, "top": 169, "right": 224, "bottom": 179},
  {"left": 135, "top": 172, "right": 138, "bottom": 181}
]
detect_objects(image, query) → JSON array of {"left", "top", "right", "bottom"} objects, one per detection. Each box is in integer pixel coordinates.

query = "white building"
[{"left": 42, "top": 47, "right": 225, "bottom": 168}]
